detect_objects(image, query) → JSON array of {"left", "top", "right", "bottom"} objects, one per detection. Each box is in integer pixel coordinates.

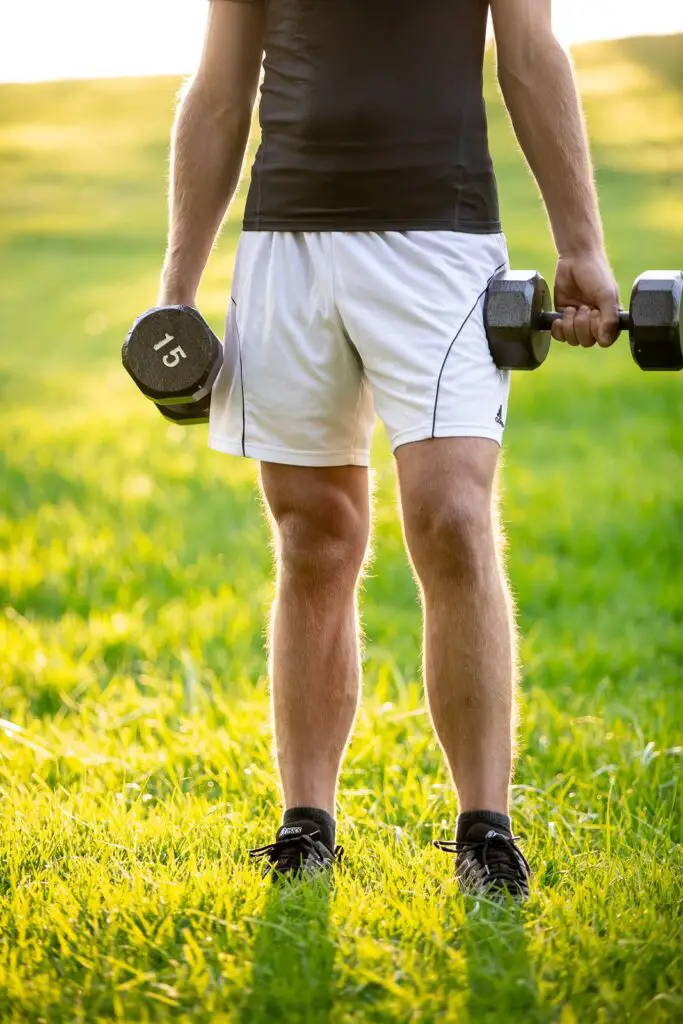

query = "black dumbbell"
[
  {"left": 122, "top": 305, "right": 223, "bottom": 423},
  {"left": 485, "top": 270, "right": 683, "bottom": 371},
  {"left": 156, "top": 393, "right": 213, "bottom": 425}
]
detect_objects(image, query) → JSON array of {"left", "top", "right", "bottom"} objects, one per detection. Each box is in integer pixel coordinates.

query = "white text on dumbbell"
[{"left": 153, "top": 334, "right": 187, "bottom": 368}]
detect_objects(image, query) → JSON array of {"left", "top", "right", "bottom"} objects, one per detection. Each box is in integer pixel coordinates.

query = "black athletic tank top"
[{"left": 241, "top": 0, "right": 500, "bottom": 232}]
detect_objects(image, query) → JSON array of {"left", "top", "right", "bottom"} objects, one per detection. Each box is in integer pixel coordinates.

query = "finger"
[
  {"left": 590, "top": 309, "right": 603, "bottom": 346},
  {"left": 574, "top": 305, "right": 595, "bottom": 347},
  {"left": 561, "top": 306, "right": 579, "bottom": 346},
  {"left": 598, "top": 295, "right": 620, "bottom": 347},
  {"left": 550, "top": 316, "right": 565, "bottom": 342}
]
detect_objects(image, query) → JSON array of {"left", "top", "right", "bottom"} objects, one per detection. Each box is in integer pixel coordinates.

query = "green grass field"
[{"left": 1, "top": 34, "right": 682, "bottom": 1023}]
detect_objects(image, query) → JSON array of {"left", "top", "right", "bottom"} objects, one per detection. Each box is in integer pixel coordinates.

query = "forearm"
[
  {"left": 498, "top": 38, "right": 604, "bottom": 257},
  {"left": 160, "top": 79, "right": 252, "bottom": 303}
]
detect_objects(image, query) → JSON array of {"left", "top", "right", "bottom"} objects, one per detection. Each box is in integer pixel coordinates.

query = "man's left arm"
[{"left": 491, "top": 0, "right": 620, "bottom": 347}]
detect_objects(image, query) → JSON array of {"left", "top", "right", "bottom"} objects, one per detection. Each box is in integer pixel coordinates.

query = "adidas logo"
[
  {"left": 495, "top": 405, "right": 505, "bottom": 427},
  {"left": 279, "top": 826, "right": 303, "bottom": 836}
]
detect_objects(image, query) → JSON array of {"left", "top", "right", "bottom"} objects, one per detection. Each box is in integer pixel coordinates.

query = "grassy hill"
[{"left": 0, "top": 35, "right": 682, "bottom": 1024}]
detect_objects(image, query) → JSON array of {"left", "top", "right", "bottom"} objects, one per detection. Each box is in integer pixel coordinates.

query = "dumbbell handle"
[{"left": 537, "top": 310, "right": 631, "bottom": 332}]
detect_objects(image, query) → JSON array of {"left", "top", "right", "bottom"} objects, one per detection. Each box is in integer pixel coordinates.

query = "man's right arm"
[
  {"left": 158, "top": 0, "right": 264, "bottom": 306},
  {"left": 491, "top": 0, "right": 620, "bottom": 347}
]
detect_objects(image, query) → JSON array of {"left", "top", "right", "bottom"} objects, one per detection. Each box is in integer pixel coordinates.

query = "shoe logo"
[
  {"left": 495, "top": 406, "right": 505, "bottom": 427},
  {"left": 279, "top": 826, "right": 303, "bottom": 836},
  {"left": 485, "top": 830, "right": 499, "bottom": 839}
]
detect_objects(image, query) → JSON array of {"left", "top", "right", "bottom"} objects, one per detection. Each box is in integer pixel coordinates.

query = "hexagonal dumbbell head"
[
  {"left": 484, "top": 271, "right": 552, "bottom": 370},
  {"left": 629, "top": 271, "right": 683, "bottom": 371},
  {"left": 122, "top": 305, "right": 224, "bottom": 404}
]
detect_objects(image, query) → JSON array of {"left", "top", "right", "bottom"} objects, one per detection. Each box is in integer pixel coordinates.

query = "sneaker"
[
  {"left": 249, "top": 823, "right": 342, "bottom": 880},
  {"left": 434, "top": 822, "right": 531, "bottom": 901}
]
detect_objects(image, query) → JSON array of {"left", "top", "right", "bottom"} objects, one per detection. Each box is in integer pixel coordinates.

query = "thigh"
[
  {"left": 334, "top": 230, "right": 511, "bottom": 453},
  {"left": 209, "top": 232, "right": 375, "bottom": 468},
  {"left": 260, "top": 462, "right": 371, "bottom": 549},
  {"left": 396, "top": 436, "right": 501, "bottom": 561},
  {"left": 396, "top": 436, "right": 500, "bottom": 511}
]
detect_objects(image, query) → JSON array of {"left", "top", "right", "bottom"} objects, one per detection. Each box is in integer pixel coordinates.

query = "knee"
[
  {"left": 404, "top": 486, "right": 493, "bottom": 584},
  {"left": 271, "top": 484, "right": 369, "bottom": 588}
]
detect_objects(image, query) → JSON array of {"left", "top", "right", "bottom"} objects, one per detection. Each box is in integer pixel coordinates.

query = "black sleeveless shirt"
[{"left": 240, "top": 0, "right": 500, "bottom": 232}]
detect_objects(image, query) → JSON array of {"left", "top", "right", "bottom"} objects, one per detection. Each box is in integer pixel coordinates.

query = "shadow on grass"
[
  {"left": 463, "top": 900, "right": 542, "bottom": 1024},
  {"left": 240, "top": 875, "right": 336, "bottom": 1024}
]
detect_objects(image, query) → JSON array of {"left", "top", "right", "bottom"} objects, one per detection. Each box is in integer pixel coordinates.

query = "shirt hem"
[{"left": 242, "top": 218, "right": 503, "bottom": 234}]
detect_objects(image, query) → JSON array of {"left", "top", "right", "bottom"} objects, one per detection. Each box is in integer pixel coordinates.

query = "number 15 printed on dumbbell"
[{"left": 153, "top": 332, "right": 188, "bottom": 369}]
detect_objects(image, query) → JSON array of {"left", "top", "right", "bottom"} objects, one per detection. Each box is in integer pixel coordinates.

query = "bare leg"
[
  {"left": 260, "top": 463, "right": 370, "bottom": 817},
  {"left": 396, "top": 438, "right": 517, "bottom": 814}
]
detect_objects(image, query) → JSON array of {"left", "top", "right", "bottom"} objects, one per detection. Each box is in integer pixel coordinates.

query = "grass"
[{"left": 1, "top": 34, "right": 682, "bottom": 1024}]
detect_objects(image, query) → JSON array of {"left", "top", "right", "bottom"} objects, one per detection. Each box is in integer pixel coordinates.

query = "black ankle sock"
[
  {"left": 281, "top": 806, "right": 336, "bottom": 853},
  {"left": 456, "top": 809, "right": 511, "bottom": 843}
]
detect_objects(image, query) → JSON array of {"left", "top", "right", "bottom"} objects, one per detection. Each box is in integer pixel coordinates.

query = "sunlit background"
[
  {"left": 1, "top": 2, "right": 682, "bottom": 1021},
  {"left": 3, "top": 0, "right": 683, "bottom": 82}
]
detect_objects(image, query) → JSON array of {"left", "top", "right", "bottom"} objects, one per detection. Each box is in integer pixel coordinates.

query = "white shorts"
[{"left": 209, "top": 231, "right": 511, "bottom": 467}]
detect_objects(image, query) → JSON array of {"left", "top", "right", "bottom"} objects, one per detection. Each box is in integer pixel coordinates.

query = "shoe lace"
[
  {"left": 433, "top": 832, "right": 531, "bottom": 888},
  {"left": 248, "top": 831, "right": 342, "bottom": 873}
]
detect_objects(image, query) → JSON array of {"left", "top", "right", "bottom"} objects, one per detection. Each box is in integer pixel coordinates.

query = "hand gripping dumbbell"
[
  {"left": 122, "top": 306, "right": 224, "bottom": 423},
  {"left": 485, "top": 270, "right": 683, "bottom": 371}
]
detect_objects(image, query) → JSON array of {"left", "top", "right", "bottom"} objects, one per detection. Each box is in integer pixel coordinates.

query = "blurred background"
[
  {"left": 3, "top": 0, "right": 683, "bottom": 80},
  {"left": 0, "top": 4, "right": 681, "bottom": 1022}
]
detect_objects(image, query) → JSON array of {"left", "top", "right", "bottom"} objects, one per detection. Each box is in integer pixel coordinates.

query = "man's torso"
[{"left": 242, "top": 0, "right": 500, "bottom": 232}]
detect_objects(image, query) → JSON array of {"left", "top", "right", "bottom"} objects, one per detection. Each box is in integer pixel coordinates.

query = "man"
[{"left": 159, "top": 0, "right": 620, "bottom": 899}]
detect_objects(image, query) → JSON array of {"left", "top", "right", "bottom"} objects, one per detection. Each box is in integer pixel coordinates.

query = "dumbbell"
[
  {"left": 485, "top": 270, "right": 683, "bottom": 371},
  {"left": 122, "top": 305, "right": 223, "bottom": 423}
]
